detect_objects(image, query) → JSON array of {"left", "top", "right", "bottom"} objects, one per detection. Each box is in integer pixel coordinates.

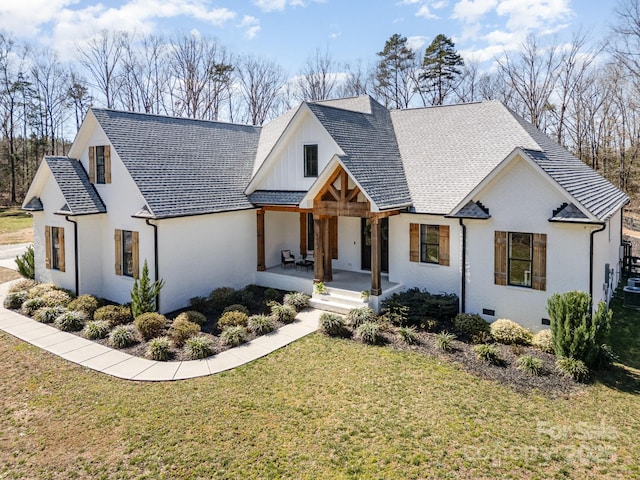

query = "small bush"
[
  {"left": 21, "top": 297, "right": 45, "bottom": 316},
  {"left": 134, "top": 312, "right": 167, "bottom": 340},
  {"left": 516, "top": 355, "right": 544, "bottom": 376},
  {"left": 380, "top": 305, "right": 409, "bottom": 326},
  {"left": 381, "top": 288, "right": 459, "bottom": 325},
  {"left": 15, "top": 244, "right": 35, "bottom": 279},
  {"left": 355, "top": 321, "right": 383, "bottom": 345},
  {"left": 223, "top": 303, "right": 250, "bottom": 315},
  {"left": 218, "top": 310, "right": 249, "bottom": 330},
  {"left": 9, "top": 279, "right": 37, "bottom": 293},
  {"left": 83, "top": 320, "right": 111, "bottom": 339},
  {"left": 54, "top": 310, "right": 87, "bottom": 332},
  {"left": 183, "top": 336, "right": 214, "bottom": 359},
  {"left": 454, "top": 313, "right": 490, "bottom": 338},
  {"left": 264, "top": 288, "right": 281, "bottom": 303},
  {"left": 27, "top": 283, "right": 57, "bottom": 299},
  {"left": 168, "top": 317, "right": 201, "bottom": 347},
  {"left": 283, "top": 292, "right": 310, "bottom": 311},
  {"left": 41, "top": 289, "right": 73, "bottom": 308},
  {"left": 396, "top": 326, "right": 418, "bottom": 345},
  {"left": 474, "top": 343, "right": 501, "bottom": 364},
  {"left": 94, "top": 305, "right": 133, "bottom": 327},
  {"left": 221, "top": 325, "right": 248, "bottom": 347},
  {"left": 247, "top": 314, "right": 276, "bottom": 335},
  {"left": 108, "top": 325, "right": 138, "bottom": 349},
  {"left": 68, "top": 294, "right": 99, "bottom": 317},
  {"left": 189, "top": 296, "right": 209, "bottom": 313},
  {"left": 435, "top": 331, "right": 456, "bottom": 351},
  {"left": 34, "top": 306, "right": 67, "bottom": 323},
  {"left": 490, "top": 319, "right": 533, "bottom": 345},
  {"left": 270, "top": 302, "right": 297, "bottom": 324},
  {"left": 146, "top": 336, "right": 171, "bottom": 361},
  {"left": 3, "top": 291, "right": 27, "bottom": 309},
  {"left": 532, "top": 330, "right": 554, "bottom": 354},
  {"left": 319, "top": 312, "right": 346, "bottom": 337},
  {"left": 422, "top": 318, "right": 439, "bottom": 332},
  {"left": 176, "top": 310, "right": 207, "bottom": 326},
  {"left": 346, "top": 306, "right": 377, "bottom": 328},
  {"left": 556, "top": 357, "right": 589, "bottom": 382},
  {"left": 208, "top": 287, "right": 237, "bottom": 311}
]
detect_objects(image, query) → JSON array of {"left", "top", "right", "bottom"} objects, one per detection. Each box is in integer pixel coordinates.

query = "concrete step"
[{"left": 310, "top": 288, "right": 371, "bottom": 315}]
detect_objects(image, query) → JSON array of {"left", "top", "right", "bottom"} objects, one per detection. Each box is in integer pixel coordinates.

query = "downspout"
[
  {"left": 589, "top": 222, "right": 606, "bottom": 302},
  {"left": 64, "top": 215, "right": 79, "bottom": 296},
  {"left": 459, "top": 218, "right": 466, "bottom": 313},
  {"left": 146, "top": 219, "right": 160, "bottom": 311}
]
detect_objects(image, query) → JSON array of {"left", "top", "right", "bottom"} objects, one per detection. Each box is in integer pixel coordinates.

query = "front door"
[{"left": 361, "top": 218, "right": 388, "bottom": 272}]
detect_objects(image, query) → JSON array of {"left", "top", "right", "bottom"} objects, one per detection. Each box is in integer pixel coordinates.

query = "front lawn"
[
  {"left": 1, "top": 300, "right": 639, "bottom": 478},
  {"left": 0, "top": 207, "right": 33, "bottom": 245}
]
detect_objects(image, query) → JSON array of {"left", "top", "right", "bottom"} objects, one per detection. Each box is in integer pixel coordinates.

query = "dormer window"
[
  {"left": 304, "top": 144, "right": 318, "bottom": 177},
  {"left": 89, "top": 145, "right": 111, "bottom": 184}
]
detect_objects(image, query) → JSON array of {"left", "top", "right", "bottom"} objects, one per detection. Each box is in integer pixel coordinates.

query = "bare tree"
[
  {"left": 296, "top": 46, "right": 337, "bottom": 101},
  {"left": 454, "top": 61, "right": 480, "bottom": 103},
  {"left": 235, "top": 55, "right": 286, "bottom": 125},
  {"left": 337, "top": 60, "right": 371, "bottom": 98},
  {"left": 613, "top": 0, "right": 640, "bottom": 78},
  {"left": 68, "top": 70, "right": 93, "bottom": 131}
]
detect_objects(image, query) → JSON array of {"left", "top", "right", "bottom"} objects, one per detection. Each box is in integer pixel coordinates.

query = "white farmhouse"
[{"left": 22, "top": 96, "right": 628, "bottom": 331}]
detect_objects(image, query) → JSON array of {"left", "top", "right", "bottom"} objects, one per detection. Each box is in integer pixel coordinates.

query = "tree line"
[{"left": 2, "top": 0, "right": 640, "bottom": 206}]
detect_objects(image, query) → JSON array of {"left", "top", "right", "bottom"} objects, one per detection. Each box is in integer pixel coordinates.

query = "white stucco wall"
[
  {"left": 333, "top": 216, "right": 362, "bottom": 272},
  {"left": 592, "top": 209, "right": 623, "bottom": 306},
  {"left": 264, "top": 211, "right": 299, "bottom": 269}
]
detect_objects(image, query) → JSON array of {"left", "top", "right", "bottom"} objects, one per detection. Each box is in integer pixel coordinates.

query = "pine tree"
[
  {"left": 374, "top": 33, "right": 416, "bottom": 109},
  {"left": 130, "top": 259, "right": 165, "bottom": 318},
  {"left": 420, "top": 34, "right": 464, "bottom": 105}
]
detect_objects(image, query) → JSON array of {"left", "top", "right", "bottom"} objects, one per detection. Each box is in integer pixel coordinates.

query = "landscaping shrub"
[
  {"left": 9, "top": 279, "right": 37, "bottom": 294},
  {"left": 555, "top": 357, "right": 589, "bottom": 382},
  {"left": 41, "top": 289, "right": 72, "bottom": 308},
  {"left": 34, "top": 306, "right": 67, "bottom": 323},
  {"left": 189, "top": 296, "right": 209, "bottom": 313},
  {"left": 490, "top": 319, "right": 533, "bottom": 345},
  {"left": 473, "top": 343, "right": 501, "bottom": 364},
  {"left": 168, "top": 317, "right": 201, "bottom": 347},
  {"left": 108, "top": 325, "right": 138, "bottom": 349},
  {"left": 208, "top": 287, "right": 237, "bottom": 311},
  {"left": 21, "top": 297, "right": 44, "bottom": 316},
  {"left": 183, "top": 336, "right": 214, "bottom": 359},
  {"left": 3, "top": 291, "right": 27, "bottom": 310},
  {"left": 516, "top": 355, "right": 544, "bottom": 376},
  {"left": 435, "top": 331, "right": 456, "bottom": 351},
  {"left": 27, "top": 283, "right": 57, "bottom": 299},
  {"left": 454, "top": 313, "right": 490, "bottom": 338},
  {"left": 270, "top": 302, "right": 297, "bottom": 324},
  {"left": 54, "top": 310, "right": 87, "bottom": 332},
  {"left": 220, "top": 325, "right": 248, "bottom": 347},
  {"left": 264, "top": 288, "right": 281, "bottom": 303},
  {"left": 381, "top": 288, "right": 459, "bottom": 326},
  {"left": 175, "top": 310, "right": 207, "bottom": 326},
  {"left": 355, "top": 321, "right": 383, "bottom": 345},
  {"left": 319, "top": 312, "right": 346, "bottom": 337},
  {"left": 396, "top": 326, "right": 418, "bottom": 345},
  {"left": 283, "top": 292, "right": 310, "bottom": 311},
  {"left": 532, "top": 329, "right": 554, "bottom": 354},
  {"left": 379, "top": 305, "right": 409, "bottom": 326},
  {"left": 94, "top": 305, "right": 133, "bottom": 327},
  {"left": 346, "top": 306, "right": 377, "bottom": 328},
  {"left": 15, "top": 244, "right": 34, "bottom": 279},
  {"left": 247, "top": 314, "right": 276, "bottom": 335},
  {"left": 547, "top": 291, "right": 612, "bottom": 368},
  {"left": 217, "top": 310, "right": 249, "bottom": 330},
  {"left": 223, "top": 304, "right": 250, "bottom": 315},
  {"left": 134, "top": 312, "right": 167, "bottom": 340},
  {"left": 146, "top": 336, "right": 171, "bottom": 361},
  {"left": 422, "top": 318, "right": 439, "bottom": 332},
  {"left": 130, "top": 260, "right": 165, "bottom": 318},
  {"left": 83, "top": 320, "right": 111, "bottom": 340},
  {"left": 68, "top": 294, "right": 99, "bottom": 317}
]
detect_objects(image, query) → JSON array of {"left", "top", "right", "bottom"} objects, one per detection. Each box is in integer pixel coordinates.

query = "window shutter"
[
  {"left": 104, "top": 145, "right": 112, "bottom": 183},
  {"left": 329, "top": 216, "right": 338, "bottom": 260},
  {"left": 58, "top": 228, "right": 65, "bottom": 272},
  {"left": 132, "top": 231, "right": 140, "bottom": 279},
  {"left": 409, "top": 223, "right": 419, "bottom": 262},
  {"left": 114, "top": 229, "right": 122, "bottom": 275},
  {"left": 88, "top": 147, "right": 96, "bottom": 183},
  {"left": 45, "top": 226, "right": 52, "bottom": 269},
  {"left": 494, "top": 231, "right": 507, "bottom": 285},
  {"left": 439, "top": 225, "right": 450, "bottom": 266},
  {"left": 532, "top": 233, "right": 547, "bottom": 291}
]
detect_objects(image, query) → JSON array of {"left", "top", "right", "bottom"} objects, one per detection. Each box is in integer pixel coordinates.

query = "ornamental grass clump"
[
  {"left": 555, "top": 357, "right": 589, "bottom": 382},
  {"left": 34, "top": 306, "right": 67, "bottom": 323},
  {"left": 134, "top": 312, "right": 167, "bottom": 340},
  {"left": 41, "top": 289, "right": 72, "bottom": 308},
  {"left": 217, "top": 310, "right": 249, "bottom": 330},
  {"left": 516, "top": 355, "right": 545, "bottom": 376},
  {"left": 220, "top": 325, "right": 248, "bottom": 347},
  {"left": 21, "top": 297, "right": 44, "bottom": 316},
  {"left": 27, "top": 283, "right": 57, "bottom": 299},
  {"left": 435, "top": 331, "right": 456, "bottom": 352},
  {"left": 9, "top": 279, "right": 37, "bottom": 294},
  {"left": 319, "top": 312, "right": 346, "bottom": 337},
  {"left": 270, "top": 302, "right": 297, "bottom": 324},
  {"left": 396, "top": 326, "right": 418, "bottom": 345},
  {"left": 175, "top": 310, "right": 207, "bottom": 326},
  {"left": 183, "top": 335, "right": 214, "bottom": 360},
  {"left": 83, "top": 320, "right": 111, "bottom": 340},
  {"left": 108, "top": 325, "right": 138, "bottom": 349},
  {"left": 346, "top": 306, "right": 377, "bottom": 328},
  {"left": 146, "top": 336, "right": 171, "bottom": 361},
  {"left": 489, "top": 319, "right": 533, "bottom": 345},
  {"left": 68, "top": 294, "right": 99, "bottom": 317},
  {"left": 168, "top": 317, "right": 201, "bottom": 347},
  {"left": 54, "top": 310, "right": 87, "bottom": 332},
  {"left": 355, "top": 321, "right": 383, "bottom": 345},
  {"left": 94, "top": 305, "right": 133, "bottom": 327},
  {"left": 247, "top": 314, "right": 276, "bottom": 335},
  {"left": 532, "top": 329, "right": 554, "bottom": 354},
  {"left": 283, "top": 292, "right": 310, "bottom": 311},
  {"left": 474, "top": 343, "right": 501, "bottom": 365},
  {"left": 3, "top": 291, "right": 27, "bottom": 310}
]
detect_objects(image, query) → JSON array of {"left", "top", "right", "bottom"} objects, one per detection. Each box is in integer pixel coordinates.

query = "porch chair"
[{"left": 281, "top": 249, "right": 296, "bottom": 269}]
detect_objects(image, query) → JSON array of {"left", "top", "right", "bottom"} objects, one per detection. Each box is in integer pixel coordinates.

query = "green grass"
[
  {"left": 0, "top": 300, "right": 639, "bottom": 478},
  {"left": 0, "top": 207, "right": 32, "bottom": 235}
]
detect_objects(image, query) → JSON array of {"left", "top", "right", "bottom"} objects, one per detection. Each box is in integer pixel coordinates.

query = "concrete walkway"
[
  {"left": 0, "top": 280, "right": 320, "bottom": 381},
  {"left": 0, "top": 243, "right": 30, "bottom": 270}
]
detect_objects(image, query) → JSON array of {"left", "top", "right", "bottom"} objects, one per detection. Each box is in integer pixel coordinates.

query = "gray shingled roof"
[
  {"left": 449, "top": 200, "right": 491, "bottom": 219},
  {"left": 23, "top": 197, "right": 43, "bottom": 211},
  {"left": 307, "top": 99, "right": 412, "bottom": 210},
  {"left": 550, "top": 202, "right": 589, "bottom": 221},
  {"left": 45, "top": 156, "right": 106, "bottom": 215},
  {"left": 247, "top": 190, "right": 307, "bottom": 205},
  {"left": 92, "top": 109, "right": 261, "bottom": 219}
]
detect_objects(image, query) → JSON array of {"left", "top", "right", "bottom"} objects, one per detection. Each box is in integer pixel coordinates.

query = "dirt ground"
[
  {"left": 0, "top": 267, "right": 21, "bottom": 284},
  {"left": 0, "top": 228, "right": 33, "bottom": 246}
]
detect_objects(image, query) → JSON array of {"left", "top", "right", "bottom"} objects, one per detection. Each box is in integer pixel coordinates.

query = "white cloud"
[
  {"left": 497, "top": 0, "right": 572, "bottom": 31},
  {"left": 452, "top": 0, "right": 497, "bottom": 23},
  {"left": 0, "top": 0, "right": 77, "bottom": 38},
  {"left": 416, "top": 5, "right": 438, "bottom": 18},
  {"left": 253, "top": 0, "right": 325, "bottom": 12},
  {"left": 238, "top": 15, "right": 261, "bottom": 39},
  {"left": 407, "top": 35, "right": 428, "bottom": 51}
]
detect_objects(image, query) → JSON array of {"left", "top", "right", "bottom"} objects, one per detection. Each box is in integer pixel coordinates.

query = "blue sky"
[{"left": 0, "top": 0, "right": 619, "bottom": 73}]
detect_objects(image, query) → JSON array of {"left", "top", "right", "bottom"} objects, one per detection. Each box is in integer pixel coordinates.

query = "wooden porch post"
[
  {"left": 299, "top": 212, "right": 307, "bottom": 257},
  {"left": 323, "top": 216, "right": 333, "bottom": 282},
  {"left": 257, "top": 209, "right": 265, "bottom": 271},
  {"left": 313, "top": 215, "right": 324, "bottom": 283},
  {"left": 371, "top": 215, "right": 382, "bottom": 296}
]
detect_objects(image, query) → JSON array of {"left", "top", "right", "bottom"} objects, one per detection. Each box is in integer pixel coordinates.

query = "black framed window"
[
  {"left": 420, "top": 224, "right": 439, "bottom": 264},
  {"left": 304, "top": 144, "right": 318, "bottom": 177},
  {"left": 122, "top": 230, "right": 134, "bottom": 277},
  {"left": 95, "top": 145, "right": 106, "bottom": 184},
  {"left": 51, "top": 226, "right": 61, "bottom": 270},
  {"left": 508, "top": 232, "right": 532, "bottom": 287}
]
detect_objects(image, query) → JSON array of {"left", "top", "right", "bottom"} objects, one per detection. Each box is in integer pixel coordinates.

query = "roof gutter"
[
  {"left": 590, "top": 222, "right": 606, "bottom": 303},
  {"left": 64, "top": 215, "right": 79, "bottom": 296},
  {"left": 145, "top": 219, "right": 160, "bottom": 312},
  {"left": 459, "top": 218, "right": 466, "bottom": 314}
]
